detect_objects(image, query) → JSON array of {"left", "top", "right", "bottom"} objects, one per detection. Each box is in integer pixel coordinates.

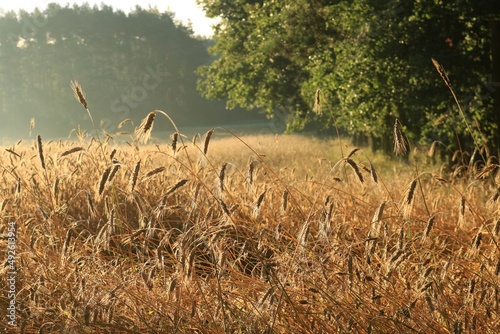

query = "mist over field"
[{"left": 0, "top": 4, "right": 266, "bottom": 141}]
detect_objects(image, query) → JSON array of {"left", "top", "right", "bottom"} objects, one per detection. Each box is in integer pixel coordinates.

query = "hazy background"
[
  {"left": 0, "top": 0, "right": 217, "bottom": 37},
  {"left": 0, "top": 2, "right": 267, "bottom": 141}
]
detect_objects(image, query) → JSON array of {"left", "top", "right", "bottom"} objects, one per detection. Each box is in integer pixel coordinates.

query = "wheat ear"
[
  {"left": 135, "top": 111, "right": 156, "bottom": 144},
  {"left": 393, "top": 119, "right": 408, "bottom": 156},
  {"left": 37, "top": 135, "right": 46, "bottom": 170}
]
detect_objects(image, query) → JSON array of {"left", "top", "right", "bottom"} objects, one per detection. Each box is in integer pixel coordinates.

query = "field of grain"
[{"left": 1, "top": 108, "right": 499, "bottom": 333}]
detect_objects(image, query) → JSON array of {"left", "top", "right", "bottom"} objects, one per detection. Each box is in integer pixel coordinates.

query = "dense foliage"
[
  {"left": 198, "top": 0, "right": 500, "bottom": 157},
  {"left": 0, "top": 4, "right": 262, "bottom": 138}
]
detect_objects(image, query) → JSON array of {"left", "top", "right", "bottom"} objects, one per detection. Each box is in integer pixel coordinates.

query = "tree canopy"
[{"left": 197, "top": 0, "right": 500, "bottom": 158}]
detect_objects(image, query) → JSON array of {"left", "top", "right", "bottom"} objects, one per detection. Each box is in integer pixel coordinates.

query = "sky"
[{"left": 0, "top": 0, "right": 217, "bottom": 36}]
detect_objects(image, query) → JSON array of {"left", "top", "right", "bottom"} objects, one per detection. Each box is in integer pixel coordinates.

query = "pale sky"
[{"left": 0, "top": 0, "right": 217, "bottom": 36}]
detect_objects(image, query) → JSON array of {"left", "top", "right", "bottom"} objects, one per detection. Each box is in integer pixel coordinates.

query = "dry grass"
[{"left": 0, "top": 117, "right": 499, "bottom": 333}]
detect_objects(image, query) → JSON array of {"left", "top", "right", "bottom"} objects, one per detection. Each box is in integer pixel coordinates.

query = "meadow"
[{"left": 1, "top": 104, "right": 499, "bottom": 333}]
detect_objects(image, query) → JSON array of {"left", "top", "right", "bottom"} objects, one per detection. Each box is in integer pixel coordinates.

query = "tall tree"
[{"left": 198, "top": 0, "right": 500, "bottom": 158}]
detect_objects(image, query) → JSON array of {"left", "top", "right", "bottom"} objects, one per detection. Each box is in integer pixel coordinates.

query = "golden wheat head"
[
  {"left": 393, "top": 119, "right": 408, "bottom": 156},
  {"left": 71, "top": 80, "right": 88, "bottom": 109},
  {"left": 135, "top": 111, "right": 156, "bottom": 144}
]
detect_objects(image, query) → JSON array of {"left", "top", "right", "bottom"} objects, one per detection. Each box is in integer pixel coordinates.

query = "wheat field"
[{"left": 1, "top": 107, "right": 499, "bottom": 333}]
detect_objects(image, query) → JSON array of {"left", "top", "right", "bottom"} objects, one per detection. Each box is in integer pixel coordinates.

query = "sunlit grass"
[{"left": 0, "top": 125, "right": 498, "bottom": 333}]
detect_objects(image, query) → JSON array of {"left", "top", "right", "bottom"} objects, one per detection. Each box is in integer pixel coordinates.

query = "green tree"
[{"left": 198, "top": 0, "right": 500, "bottom": 158}]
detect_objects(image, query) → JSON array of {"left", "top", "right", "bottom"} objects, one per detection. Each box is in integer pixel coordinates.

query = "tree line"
[
  {"left": 197, "top": 0, "right": 500, "bottom": 159},
  {"left": 0, "top": 3, "right": 262, "bottom": 139}
]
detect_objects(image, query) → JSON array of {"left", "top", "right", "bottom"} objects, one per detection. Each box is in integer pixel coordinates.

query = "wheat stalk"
[
  {"left": 15, "top": 178, "right": 21, "bottom": 198},
  {"left": 109, "top": 148, "right": 117, "bottom": 161},
  {"left": 128, "top": 161, "right": 141, "bottom": 194},
  {"left": 253, "top": 189, "right": 266, "bottom": 218},
  {"left": 30, "top": 118, "right": 35, "bottom": 137},
  {"left": 393, "top": 119, "right": 408, "bottom": 156},
  {"left": 5, "top": 148, "right": 21, "bottom": 159},
  {"left": 370, "top": 202, "right": 385, "bottom": 237},
  {"left": 171, "top": 132, "right": 179, "bottom": 154},
  {"left": 431, "top": 58, "right": 485, "bottom": 162},
  {"left": 86, "top": 191, "right": 95, "bottom": 218},
  {"left": 37, "top": 135, "right": 46, "bottom": 170},
  {"left": 98, "top": 166, "right": 112, "bottom": 197},
  {"left": 314, "top": 89, "right": 322, "bottom": 115},
  {"left": 141, "top": 166, "right": 165, "bottom": 183},
  {"left": 71, "top": 80, "right": 88, "bottom": 109},
  {"left": 369, "top": 163, "right": 378, "bottom": 184},
  {"left": 203, "top": 129, "right": 214, "bottom": 155},
  {"left": 166, "top": 179, "right": 188, "bottom": 196},
  {"left": 247, "top": 160, "right": 255, "bottom": 185},
  {"left": 219, "top": 163, "right": 228, "bottom": 194},
  {"left": 118, "top": 118, "right": 131, "bottom": 129},
  {"left": 53, "top": 177, "right": 59, "bottom": 205},
  {"left": 59, "top": 147, "right": 84, "bottom": 159},
  {"left": 135, "top": 111, "right": 156, "bottom": 144},
  {"left": 281, "top": 189, "right": 289, "bottom": 213},
  {"left": 346, "top": 148, "right": 360, "bottom": 159},
  {"left": 108, "top": 164, "right": 120, "bottom": 182},
  {"left": 345, "top": 158, "right": 364, "bottom": 183},
  {"left": 422, "top": 215, "right": 435, "bottom": 240},
  {"left": 405, "top": 179, "right": 417, "bottom": 206}
]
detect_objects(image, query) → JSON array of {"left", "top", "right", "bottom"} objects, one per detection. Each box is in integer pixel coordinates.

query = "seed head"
[
  {"left": 393, "top": 119, "right": 408, "bottom": 156},
  {"left": 71, "top": 80, "right": 88, "bottom": 109},
  {"left": 135, "top": 111, "right": 157, "bottom": 144}
]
